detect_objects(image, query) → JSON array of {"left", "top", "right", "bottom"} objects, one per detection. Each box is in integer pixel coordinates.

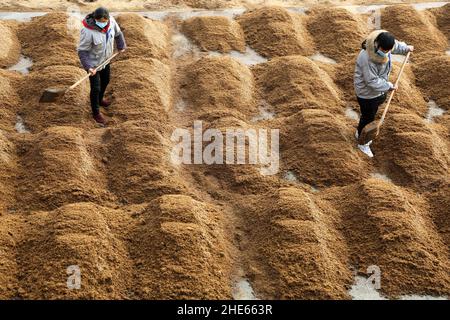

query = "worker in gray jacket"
[
  {"left": 354, "top": 30, "right": 413, "bottom": 157},
  {"left": 78, "top": 7, "right": 126, "bottom": 125}
]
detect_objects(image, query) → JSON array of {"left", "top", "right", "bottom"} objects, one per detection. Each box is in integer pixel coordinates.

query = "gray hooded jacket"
[
  {"left": 354, "top": 29, "right": 409, "bottom": 99},
  {"left": 77, "top": 14, "right": 126, "bottom": 71}
]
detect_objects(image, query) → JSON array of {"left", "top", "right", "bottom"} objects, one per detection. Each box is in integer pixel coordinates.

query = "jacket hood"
[
  {"left": 362, "top": 29, "right": 390, "bottom": 64},
  {"left": 82, "top": 13, "right": 110, "bottom": 33}
]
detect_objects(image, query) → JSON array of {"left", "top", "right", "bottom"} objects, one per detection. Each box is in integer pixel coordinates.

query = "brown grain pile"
[
  {"left": 237, "top": 6, "right": 315, "bottom": 58},
  {"left": 373, "top": 112, "right": 449, "bottom": 189},
  {"left": 426, "top": 181, "right": 450, "bottom": 250},
  {"left": 16, "top": 126, "right": 112, "bottom": 211},
  {"left": 110, "top": 58, "right": 172, "bottom": 129},
  {"left": 0, "top": 7, "right": 449, "bottom": 300},
  {"left": 106, "top": 120, "right": 189, "bottom": 205},
  {"left": 0, "top": 21, "right": 20, "bottom": 68},
  {"left": 18, "top": 12, "right": 79, "bottom": 70},
  {"left": 0, "top": 131, "right": 15, "bottom": 212},
  {"left": 245, "top": 187, "right": 352, "bottom": 299},
  {"left": 17, "top": 65, "right": 91, "bottom": 132},
  {"left": 281, "top": 109, "right": 368, "bottom": 187},
  {"left": 306, "top": 6, "right": 368, "bottom": 63},
  {"left": 414, "top": 54, "right": 450, "bottom": 111},
  {"left": 253, "top": 55, "right": 344, "bottom": 116},
  {"left": 129, "top": 194, "right": 233, "bottom": 299},
  {"left": 381, "top": 5, "right": 448, "bottom": 54},
  {"left": 182, "top": 16, "right": 246, "bottom": 53},
  {"left": 0, "top": 214, "right": 20, "bottom": 298},
  {"left": 6, "top": 203, "right": 134, "bottom": 299},
  {"left": 387, "top": 63, "right": 428, "bottom": 116},
  {"left": 0, "top": 70, "right": 21, "bottom": 132},
  {"left": 432, "top": 3, "right": 450, "bottom": 39},
  {"left": 322, "top": 178, "right": 450, "bottom": 297},
  {"left": 115, "top": 13, "right": 169, "bottom": 62},
  {"left": 181, "top": 55, "right": 257, "bottom": 116}
]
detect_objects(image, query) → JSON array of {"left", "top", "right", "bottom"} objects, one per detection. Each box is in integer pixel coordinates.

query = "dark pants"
[
  {"left": 356, "top": 93, "right": 387, "bottom": 136},
  {"left": 89, "top": 64, "right": 110, "bottom": 116}
]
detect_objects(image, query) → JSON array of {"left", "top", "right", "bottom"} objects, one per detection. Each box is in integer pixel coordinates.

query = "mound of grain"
[
  {"left": 432, "top": 3, "right": 450, "bottom": 39},
  {"left": 107, "top": 120, "right": 188, "bottom": 204},
  {"left": 0, "top": 71, "right": 21, "bottom": 132},
  {"left": 253, "top": 55, "right": 343, "bottom": 116},
  {"left": 0, "top": 21, "right": 20, "bottom": 68},
  {"left": 281, "top": 108, "right": 368, "bottom": 187},
  {"left": 373, "top": 112, "right": 449, "bottom": 189},
  {"left": 386, "top": 62, "right": 428, "bottom": 116},
  {"left": 17, "top": 65, "right": 91, "bottom": 132},
  {"left": 115, "top": 13, "right": 169, "bottom": 61},
  {"left": 0, "top": 130, "right": 15, "bottom": 212},
  {"left": 129, "top": 194, "right": 233, "bottom": 299},
  {"left": 426, "top": 181, "right": 450, "bottom": 249},
  {"left": 306, "top": 6, "right": 368, "bottom": 63},
  {"left": 323, "top": 178, "right": 450, "bottom": 297},
  {"left": 182, "top": 16, "right": 245, "bottom": 53},
  {"left": 0, "top": 214, "right": 21, "bottom": 299},
  {"left": 237, "top": 6, "right": 315, "bottom": 58},
  {"left": 16, "top": 126, "right": 111, "bottom": 210},
  {"left": 181, "top": 56, "right": 257, "bottom": 116},
  {"left": 192, "top": 115, "right": 280, "bottom": 194},
  {"left": 381, "top": 5, "right": 448, "bottom": 54},
  {"left": 244, "top": 187, "right": 352, "bottom": 299},
  {"left": 15, "top": 203, "right": 133, "bottom": 299},
  {"left": 414, "top": 55, "right": 450, "bottom": 111},
  {"left": 110, "top": 58, "right": 171, "bottom": 130},
  {"left": 18, "top": 12, "right": 79, "bottom": 70}
]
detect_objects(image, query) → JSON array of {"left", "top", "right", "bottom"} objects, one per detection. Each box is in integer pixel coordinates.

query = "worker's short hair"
[
  {"left": 376, "top": 32, "right": 395, "bottom": 51},
  {"left": 94, "top": 7, "right": 110, "bottom": 20}
]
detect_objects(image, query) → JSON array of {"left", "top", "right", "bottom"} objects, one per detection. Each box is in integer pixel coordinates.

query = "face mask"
[
  {"left": 95, "top": 20, "right": 108, "bottom": 29},
  {"left": 376, "top": 49, "right": 389, "bottom": 58}
]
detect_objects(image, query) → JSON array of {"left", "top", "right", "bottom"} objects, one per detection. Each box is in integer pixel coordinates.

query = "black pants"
[
  {"left": 356, "top": 93, "right": 387, "bottom": 136},
  {"left": 89, "top": 64, "right": 110, "bottom": 116}
]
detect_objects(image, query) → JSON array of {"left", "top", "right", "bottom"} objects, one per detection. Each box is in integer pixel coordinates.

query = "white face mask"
[
  {"left": 376, "top": 49, "right": 390, "bottom": 58},
  {"left": 95, "top": 20, "right": 108, "bottom": 29}
]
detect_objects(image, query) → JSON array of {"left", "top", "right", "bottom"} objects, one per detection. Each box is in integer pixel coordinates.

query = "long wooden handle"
[
  {"left": 378, "top": 51, "right": 411, "bottom": 126},
  {"left": 67, "top": 52, "right": 120, "bottom": 91}
]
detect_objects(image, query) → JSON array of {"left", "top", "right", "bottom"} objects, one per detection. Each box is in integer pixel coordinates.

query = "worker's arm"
[
  {"left": 391, "top": 39, "right": 411, "bottom": 55},
  {"left": 77, "top": 28, "right": 94, "bottom": 71},
  {"left": 114, "top": 20, "right": 127, "bottom": 51},
  {"left": 361, "top": 59, "right": 393, "bottom": 92}
]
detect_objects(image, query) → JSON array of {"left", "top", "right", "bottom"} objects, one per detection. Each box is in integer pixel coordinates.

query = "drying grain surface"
[
  {"left": 414, "top": 55, "right": 450, "bottom": 111},
  {"left": 18, "top": 12, "right": 79, "bottom": 70},
  {"left": 115, "top": 13, "right": 170, "bottom": 62},
  {"left": 237, "top": 6, "right": 315, "bottom": 58},
  {"left": 0, "top": 21, "right": 20, "bottom": 68},
  {"left": 381, "top": 5, "right": 448, "bottom": 54},
  {"left": 182, "top": 16, "right": 246, "bottom": 53},
  {"left": 0, "top": 3, "right": 449, "bottom": 300},
  {"left": 306, "top": 6, "right": 368, "bottom": 62}
]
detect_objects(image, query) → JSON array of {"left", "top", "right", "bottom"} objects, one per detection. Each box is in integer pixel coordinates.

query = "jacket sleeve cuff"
[
  {"left": 78, "top": 50, "right": 93, "bottom": 70},
  {"left": 115, "top": 32, "right": 127, "bottom": 50}
]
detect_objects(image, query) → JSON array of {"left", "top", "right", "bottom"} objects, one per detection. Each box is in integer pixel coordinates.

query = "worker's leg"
[
  {"left": 98, "top": 64, "right": 111, "bottom": 103},
  {"left": 89, "top": 72, "right": 101, "bottom": 116},
  {"left": 357, "top": 93, "right": 387, "bottom": 136}
]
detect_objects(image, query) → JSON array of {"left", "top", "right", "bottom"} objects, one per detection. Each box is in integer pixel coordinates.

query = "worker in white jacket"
[
  {"left": 77, "top": 7, "right": 126, "bottom": 125},
  {"left": 354, "top": 30, "right": 413, "bottom": 157}
]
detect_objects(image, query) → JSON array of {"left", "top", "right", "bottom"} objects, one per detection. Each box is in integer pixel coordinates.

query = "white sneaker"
[
  {"left": 358, "top": 143, "right": 374, "bottom": 158},
  {"left": 355, "top": 130, "right": 372, "bottom": 145}
]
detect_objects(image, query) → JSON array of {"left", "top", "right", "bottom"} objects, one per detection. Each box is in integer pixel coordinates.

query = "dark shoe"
[
  {"left": 100, "top": 99, "right": 111, "bottom": 108},
  {"left": 93, "top": 113, "right": 108, "bottom": 125}
]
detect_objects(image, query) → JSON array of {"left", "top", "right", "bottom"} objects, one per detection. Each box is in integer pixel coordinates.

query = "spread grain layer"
[{"left": 0, "top": 4, "right": 449, "bottom": 299}]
